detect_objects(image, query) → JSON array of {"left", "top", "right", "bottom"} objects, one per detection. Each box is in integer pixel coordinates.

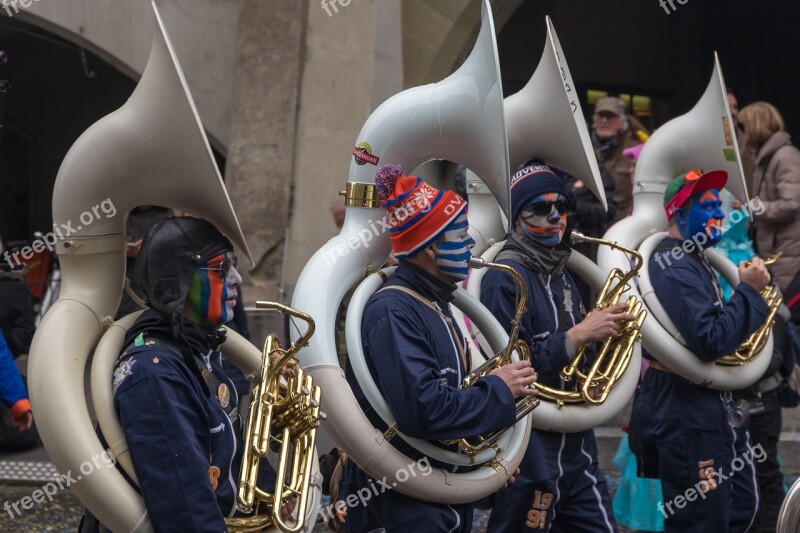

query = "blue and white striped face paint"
[{"left": 433, "top": 211, "right": 475, "bottom": 282}]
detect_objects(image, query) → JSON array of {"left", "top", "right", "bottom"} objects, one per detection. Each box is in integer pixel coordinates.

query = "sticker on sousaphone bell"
[
  {"left": 353, "top": 141, "right": 380, "bottom": 166},
  {"left": 722, "top": 116, "right": 734, "bottom": 146}
]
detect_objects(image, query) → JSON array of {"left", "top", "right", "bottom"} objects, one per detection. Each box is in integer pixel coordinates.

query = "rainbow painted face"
[
  {"left": 676, "top": 188, "right": 726, "bottom": 246},
  {"left": 184, "top": 252, "right": 242, "bottom": 327},
  {"left": 433, "top": 211, "right": 475, "bottom": 282},
  {"left": 519, "top": 192, "right": 569, "bottom": 246}
]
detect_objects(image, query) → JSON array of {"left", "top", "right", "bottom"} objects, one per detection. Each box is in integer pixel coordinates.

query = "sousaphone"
[
  {"left": 597, "top": 54, "right": 773, "bottom": 389},
  {"left": 291, "top": 0, "right": 532, "bottom": 503},
  {"left": 459, "top": 17, "right": 642, "bottom": 432},
  {"left": 467, "top": 16, "right": 606, "bottom": 255},
  {"left": 27, "top": 3, "right": 321, "bottom": 531}
]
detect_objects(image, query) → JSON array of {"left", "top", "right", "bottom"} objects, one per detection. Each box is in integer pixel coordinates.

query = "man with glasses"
[
  {"left": 482, "top": 161, "right": 632, "bottom": 532},
  {"left": 590, "top": 96, "right": 644, "bottom": 223}
]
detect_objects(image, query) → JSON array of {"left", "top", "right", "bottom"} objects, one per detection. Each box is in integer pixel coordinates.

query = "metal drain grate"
[{"left": 0, "top": 460, "right": 60, "bottom": 484}]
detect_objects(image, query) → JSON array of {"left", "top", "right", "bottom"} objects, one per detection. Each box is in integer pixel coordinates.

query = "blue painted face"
[
  {"left": 434, "top": 211, "right": 475, "bottom": 282},
  {"left": 675, "top": 188, "right": 726, "bottom": 247},
  {"left": 518, "top": 192, "right": 569, "bottom": 246}
]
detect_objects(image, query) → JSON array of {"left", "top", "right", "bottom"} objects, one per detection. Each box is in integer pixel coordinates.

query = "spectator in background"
[
  {"left": 728, "top": 89, "right": 756, "bottom": 192},
  {"left": 740, "top": 310, "right": 793, "bottom": 533},
  {"left": 715, "top": 181, "right": 797, "bottom": 531},
  {"left": 716, "top": 189, "right": 758, "bottom": 300},
  {"left": 739, "top": 102, "right": 800, "bottom": 291},
  {"left": 0, "top": 271, "right": 35, "bottom": 360},
  {"left": 0, "top": 328, "right": 33, "bottom": 451},
  {"left": 559, "top": 165, "right": 617, "bottom": 305},
  {"left": 115, "top": 205, "right": 173, "bottom": 320},
  {"left": 0, "top": 260, "right": 38, "bottom": 451},
  {"left": 590, "top": 96, "right": 646, "bottom": 223}
]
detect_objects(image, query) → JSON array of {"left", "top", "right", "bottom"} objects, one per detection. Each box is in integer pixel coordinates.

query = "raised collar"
[
  {"left": 659, "top": 234, "right": 708, "bottom": 260},
  {"left": 498, "top": 231, "right": 572, "bottom": 276},
  {"left": 393, "top": 260, "right": 456, "bottom": 304}
]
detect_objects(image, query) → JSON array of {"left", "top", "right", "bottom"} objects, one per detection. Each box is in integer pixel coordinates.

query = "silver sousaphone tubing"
[
  {"left": 291, "top": 0, "right": 532, "bottom": 504},
  {"left": 598, "top": 54, "right": 772, "bottom": 389},
  {"left": 27, "top": 3, "right": 323, "bottom": 531}
]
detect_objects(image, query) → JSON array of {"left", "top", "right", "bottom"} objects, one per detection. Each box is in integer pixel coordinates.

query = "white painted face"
[
  {"left": 224, "top": 265, "right": 243, "bottom": 322},
  {"left": 518, "top": 192, "right": 569, "bottom": 246}
]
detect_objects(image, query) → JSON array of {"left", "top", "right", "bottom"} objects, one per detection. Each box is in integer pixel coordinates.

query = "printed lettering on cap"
[{"left": 511, "top": 164, "right": 551, "bottom": 187}]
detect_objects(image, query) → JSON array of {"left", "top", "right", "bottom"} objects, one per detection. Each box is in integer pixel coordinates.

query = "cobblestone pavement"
[
  {"left": 0, "top": 484, "right": 80, "bottom": 532},
  {"left": 0, "top": 465, "right": 796, "bottom": 532}
]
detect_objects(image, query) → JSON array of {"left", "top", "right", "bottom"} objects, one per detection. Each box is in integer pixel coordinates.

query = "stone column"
[
  {"left": 282, "top": 0, "right": 404, "bottom": 296},
  {"left": 225, "top": 0, "right": 308, "bottom": 303}
]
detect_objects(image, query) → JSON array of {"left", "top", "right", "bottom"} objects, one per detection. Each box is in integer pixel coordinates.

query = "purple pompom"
[{"left": 375, "top": 164, "right": 404, "bottom": 200}]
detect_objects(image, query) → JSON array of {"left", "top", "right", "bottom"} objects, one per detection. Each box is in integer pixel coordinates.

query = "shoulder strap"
[
  {"left": 118, "top": 332, "right": 214, "bottom": 398},
  {"left": 119, "top": 332, "right": 182, "bottom": 363},
  {"left": 653, "top": 239, "right": 723, "bottom": 304},
  {"left": 376, "top": 286, "right": 468, "bottom": 372}
]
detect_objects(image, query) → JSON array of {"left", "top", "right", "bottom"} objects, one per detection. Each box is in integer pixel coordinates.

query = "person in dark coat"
[
  {"left": 81, "top": 216, "right": 280, "bottom": 531},
  {"left": 590, "top": 97, "right": 645, "bottom": 223},
  {"left": 630, "top": 169, "right": 771, "bottom": 532},
  {"left": 339, "top": 165, "right": 538, "bottom": 533},
  {"left": 482, "top": 161, "right": 629, "bottom": 532},
  {"left": 0, "top": 269, "right": 38, "bottom": 451},
  {"left": 0, "top": 277, "right": 35, "bottom": 360},
  {"left": 740, "top": 313, "right": 793, "bottom": 533}
]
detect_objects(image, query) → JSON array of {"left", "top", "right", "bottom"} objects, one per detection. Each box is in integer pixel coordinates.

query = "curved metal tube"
[
  {"left": 597, "top": 54, "right": 769, "bottom": 389},
  {"left": 346, "top": 267, "right": 531, "bottom": 479},
  {"left": 465, "top": 240, "right": 643, "bottom": 432},
  {"left": 290, "top": 0, "right": 525, "bottom": 502},
  {"left": 778, "top": 476, "right": 800, "bottom": 533},
  {"left": 28, "top": 3, "right": 251, "bottom": 531}
]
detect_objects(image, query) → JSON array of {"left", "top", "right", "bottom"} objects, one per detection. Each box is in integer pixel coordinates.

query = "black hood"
[{"left": 132, "top": 216, "right": 233, "bottom": 319}]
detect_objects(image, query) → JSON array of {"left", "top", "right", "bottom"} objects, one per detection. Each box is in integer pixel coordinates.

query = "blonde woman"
[{"left": 739, "top": 101, "right": 800, "bottom": 291}]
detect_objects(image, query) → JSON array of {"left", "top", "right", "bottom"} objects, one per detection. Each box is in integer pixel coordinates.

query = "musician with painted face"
[
  {"left": 80, "top": 216, "right": 277, "bottom": 532},
  {"left": 629, "top": 170, "right": 771, "bottom": 533},
  {"left": 481, "top": 160, "right": 628, "bottom": 532},
  {"left": 338, "top": 165, "right": 538, "bottom": 533}
]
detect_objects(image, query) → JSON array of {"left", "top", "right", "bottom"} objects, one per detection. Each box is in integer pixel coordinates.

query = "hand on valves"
[
  {"left": 490, "top": 360, "right": 539, "bottom": 399},
  {"left": 566, "top": 302, "right": 635, "bottom": 346},
  {"left": 739, "top": 257, "right": 770, "bottom": 292}
]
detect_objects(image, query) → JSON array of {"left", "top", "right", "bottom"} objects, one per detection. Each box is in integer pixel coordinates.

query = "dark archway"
[
  {"left": 0, "top": 17, "right": 134, "bottom": 244},
  {"left": 0, "top": 17, "right": 226, "bottom": 246}
]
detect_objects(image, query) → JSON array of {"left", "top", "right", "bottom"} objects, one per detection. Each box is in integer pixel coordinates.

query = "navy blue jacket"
[
  {"left": 481, "top": 258, "right": 589, "bottom": 388},
  {"left": 341, "top": 263, "right": 517, "bottom": 532},
  {"left": 114, "top": 335, "right": 268, "bottom": 532},
  {"left": 650, "top": 236, "right": 770, "bottom": 361},
  {"left": 0, "top": 330, "right": 27, "bottom": 408},
  {"left": 480, "top": 243, "right": 601, "bottom": 494},
  {"left": 348, "top": 261, "right": 516, "bottom": 455}
]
